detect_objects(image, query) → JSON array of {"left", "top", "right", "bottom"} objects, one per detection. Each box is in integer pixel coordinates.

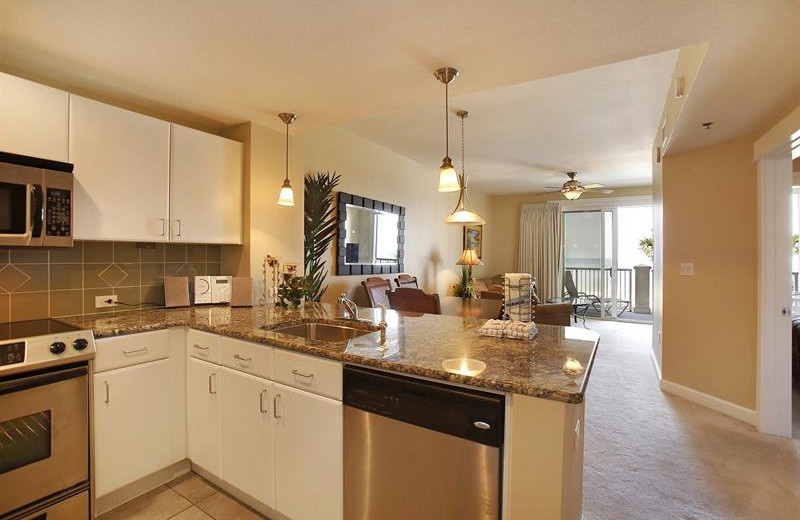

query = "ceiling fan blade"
[
  {"left": 545, "top": 186, "right": 564, "bottom": 189},
  {"left": 583, "top": 183, "right": 605, "bottom": 189}
]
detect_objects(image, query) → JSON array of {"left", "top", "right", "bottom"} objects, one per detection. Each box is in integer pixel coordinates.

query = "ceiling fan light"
[
  {"left": 561, "top": 187, "right": 583, "bottom": 200},
  {"left": 438, "top": 157, "right": 460, "bottom": 192},
  {"left": 277, "top": 178, "right": 295, "bottom": 206}
]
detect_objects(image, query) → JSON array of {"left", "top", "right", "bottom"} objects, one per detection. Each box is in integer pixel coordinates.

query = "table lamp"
[{"left": 456, "top": 248, "right": 483, "bottom": 280}]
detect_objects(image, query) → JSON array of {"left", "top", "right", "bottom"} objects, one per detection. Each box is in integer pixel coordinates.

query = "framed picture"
[{"left": 463, "top": 225, "right": 483, "bottom": 259}]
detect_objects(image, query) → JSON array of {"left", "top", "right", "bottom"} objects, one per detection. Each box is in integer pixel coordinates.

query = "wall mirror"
[{"left": 336, "top": 192, "right": 405, "bottom": 275}]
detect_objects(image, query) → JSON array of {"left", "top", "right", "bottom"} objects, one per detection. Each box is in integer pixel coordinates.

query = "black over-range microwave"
[{"left": 0, "top": 151, "right": 74, "bottom": 247}]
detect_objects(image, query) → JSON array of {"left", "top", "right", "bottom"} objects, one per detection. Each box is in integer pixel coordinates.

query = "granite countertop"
[{"left": 59, "top": 303, "right": 599, "bottom": 404}]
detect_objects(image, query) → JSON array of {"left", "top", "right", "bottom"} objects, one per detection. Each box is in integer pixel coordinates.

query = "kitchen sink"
[{"left": 267, "top": 322, "right": 375, "bottom": 342}]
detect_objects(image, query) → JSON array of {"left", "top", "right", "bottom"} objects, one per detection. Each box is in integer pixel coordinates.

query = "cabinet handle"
[
  {"left": 176, "top": 219, "right": 182, "bottom": 237},
  {"left": 291, "top": 369, "right": 314, "bottom": 379},
  {"left": 234, "top": 354, "right": 252, "bottom": 363},
  {"left": 104, "top": 381, "right": 110, "bottom": 403},
  {"left": 260, "top": 389, "right": 269, "bottom": 414},
  {"left": 209, "top": 372, "right": 217, "bottom": 394},
  {"left": 122, "top": 347, "right": 148, "bottom": 356},
  {"left": 159, "top": 218, "right": 166, "bottom": 237},
  {"left": 273, "top": 394, "right": 282, "bottom": 419},
  {"left": 473, "top": 421, "right": 491, "bottom": 430},
  {"left": 193, "top": 344, "right": 209, "bottom": 350}
]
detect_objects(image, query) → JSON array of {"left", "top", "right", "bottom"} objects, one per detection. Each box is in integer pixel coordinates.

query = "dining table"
[{"left": 437, "top": 295, "right": 502, "bottom": 319}]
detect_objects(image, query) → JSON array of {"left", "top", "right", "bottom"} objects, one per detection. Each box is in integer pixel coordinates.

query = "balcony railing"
[{"left": 564, "top": 266, "right": 634, "bottom": 304}]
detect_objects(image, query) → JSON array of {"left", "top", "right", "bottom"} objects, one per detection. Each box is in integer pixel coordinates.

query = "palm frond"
[{"left": 304, "top": 171, "right": 341, "bottom": 302}]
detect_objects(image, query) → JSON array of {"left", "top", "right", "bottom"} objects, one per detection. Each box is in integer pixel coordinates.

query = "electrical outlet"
[
  {"left": 680, "top": 263, "right": 694, "bottom": 276},
  {"left": 95, "top": 295, "right": 117, "bottom": 308}
]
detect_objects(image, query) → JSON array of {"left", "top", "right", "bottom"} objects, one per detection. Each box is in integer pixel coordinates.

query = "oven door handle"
[
  {"left": 30, "top": 183, "right": 44, "bottom": 239},
  {"left": 0, "top": 365, "right": 87, "bottom": 396}
]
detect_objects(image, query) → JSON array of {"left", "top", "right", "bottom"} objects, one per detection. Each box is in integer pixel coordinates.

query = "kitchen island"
[{"left": 61, "top": 303, "right": 598, "bottom": 520}]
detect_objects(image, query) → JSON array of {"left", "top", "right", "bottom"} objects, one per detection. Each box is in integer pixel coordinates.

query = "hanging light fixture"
[
  {"left": 445, "top": 110, "right": 486, "bottom": 225},
  {"left": 276, "top": 112, "right": 297, "bottom": 207},
  {"left": 435, "top": 67, "right": 461, "bottom": 192},
  {"left": 560, "top": 172, "right": 586, "bottom": 200}
]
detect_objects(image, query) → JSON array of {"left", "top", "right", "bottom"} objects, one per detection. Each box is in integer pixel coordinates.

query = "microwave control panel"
[
  {"left": 46, "top": 188, "right": 71, "bottom": 237},
  {"left": 0, "top": 341, "right": 25, "bottom": 366}
]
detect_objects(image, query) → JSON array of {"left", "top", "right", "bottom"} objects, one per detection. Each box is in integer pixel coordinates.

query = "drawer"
[
  {"left": 95, "top": 330, "right": 170, "bottom": 372},
  {"left": 187, "top": 329, "right": 222, "bottom": 364},
  {"left": 221, "top": 337, "right": 273, "bottom": 379},
  {"left": 274, "top": 349, "right": 342, "bottom": 400}
]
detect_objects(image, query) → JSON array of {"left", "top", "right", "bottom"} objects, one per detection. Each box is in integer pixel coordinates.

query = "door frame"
[{"left": 754, "top": 106, "right": 800, "bottom": 437}]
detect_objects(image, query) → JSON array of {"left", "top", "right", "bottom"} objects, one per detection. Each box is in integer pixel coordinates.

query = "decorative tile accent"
[
  {"left": 98, "top": 264, "right": 129, "bottom": 288},
  {"left": 0, "top": 265, "right": 32, "bottom": 293}
]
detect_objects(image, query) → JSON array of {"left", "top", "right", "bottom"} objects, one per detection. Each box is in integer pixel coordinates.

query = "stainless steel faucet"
[
  {"left": 338, "top": 293, "right": 359, "bottom": 321},
  {"left": 376, "top": 303, "right": 387, "bottom": 346}
]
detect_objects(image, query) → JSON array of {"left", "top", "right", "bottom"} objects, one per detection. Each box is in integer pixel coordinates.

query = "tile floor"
[{"left": 98, "top": 472, "right": 268, "bottom": 520}]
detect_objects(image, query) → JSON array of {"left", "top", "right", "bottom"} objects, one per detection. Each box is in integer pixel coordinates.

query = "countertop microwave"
[{"left": 0, "top": 151, "right": 74, "bottom": 247}]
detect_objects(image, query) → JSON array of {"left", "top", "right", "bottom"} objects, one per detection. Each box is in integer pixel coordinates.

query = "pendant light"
[
  {"left": 435, "top": 67, "right": 461, "bottom": 192},
  {"left": 276, "top": 112, "right": 296, "bottom": 207},
  {"left": 445, "top": 110, "right": 486, "bottom": 225}
]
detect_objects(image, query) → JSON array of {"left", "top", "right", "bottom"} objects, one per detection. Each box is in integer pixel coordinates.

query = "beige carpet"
[{"left": 581, "top": 319, "right": 800, "bottom": 520}]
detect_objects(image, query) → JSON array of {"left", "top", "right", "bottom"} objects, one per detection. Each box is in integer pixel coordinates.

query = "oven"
[
  {"left": 0, "top": 345, "right": 92, "bottom": 519},
  {"left": 0, "top": 151, "right": 74, "bottom": 248}
]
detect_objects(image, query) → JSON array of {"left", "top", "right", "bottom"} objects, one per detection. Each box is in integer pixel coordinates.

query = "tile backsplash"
[{"left": 0, "top": 241, "right": 223, "bottom": 322}]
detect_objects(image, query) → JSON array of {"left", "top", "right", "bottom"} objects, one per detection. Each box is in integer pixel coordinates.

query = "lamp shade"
[
  {"left": 561, "top": 186, "right": 584, "bottom": 200},
  {"left": 456, "top": 248, "right": 483, "bottom": 266},
  {"left": 437, "top": 157, "right": 460, "bottom": 192},
  {"left": 445, "top": 210, "right": 486, "bottom": 225},
  {"left": 277, "top": 179, "right": 295, "bottom": 206}
]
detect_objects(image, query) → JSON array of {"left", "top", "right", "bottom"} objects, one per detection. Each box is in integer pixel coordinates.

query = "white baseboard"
[
  {"left": 660, "top": 379, "right": 758, "bottom": 426},
  {"left": 649, "top": 348, "right": 662, "bottom": 381},
  {"left": 95, "top": 459, "right": 191, "bottom": 516}
]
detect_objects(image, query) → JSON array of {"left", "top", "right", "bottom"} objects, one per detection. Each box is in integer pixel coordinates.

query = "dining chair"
[
  {"left": 361, "top": 277, "right": 392, "bottom": 308},
  {"left": 394, "top": 274, "right": 419, "bottom": 289},
  {"left": 386, "top": 287, "right": 441, "bottom": 315}
]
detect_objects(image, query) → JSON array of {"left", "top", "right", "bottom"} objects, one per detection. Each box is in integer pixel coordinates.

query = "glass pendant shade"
[
  {"left": 277, "top": 179, "right": 295, "bottom": 206},
  {"left": 438, "top": 157, "right": 460, "bottom": 192},
  {"left": 445, "top": 186, "right": 486, "bottom": 225}
]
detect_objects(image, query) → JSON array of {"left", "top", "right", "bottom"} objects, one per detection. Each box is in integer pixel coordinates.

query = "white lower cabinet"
[
  {"left": 274, "top": 382, "right": 343, "bottom": 520},
  {"left": 187, "top": 357, "right": 222, "bottom": 478},
  {"left": 221, "top": 368, "right": 275, "bottom": 507},
  {"left": 93, "top": 358, "right": 172, "bottom": 497}
]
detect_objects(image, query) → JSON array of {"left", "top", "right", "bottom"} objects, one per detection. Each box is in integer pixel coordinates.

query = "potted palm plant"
[{"left": 304, "top": 171, "right": 341, "bottom": 302}]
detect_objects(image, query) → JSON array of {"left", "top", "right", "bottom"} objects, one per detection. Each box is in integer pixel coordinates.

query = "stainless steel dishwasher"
[{"left": 343, "top": 365, "right": 504, "bottom": 520}]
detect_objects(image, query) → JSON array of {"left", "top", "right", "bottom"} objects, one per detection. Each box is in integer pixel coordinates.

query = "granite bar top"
[{"left": 59, "top": 303, "right": 599, "bottom": 404}]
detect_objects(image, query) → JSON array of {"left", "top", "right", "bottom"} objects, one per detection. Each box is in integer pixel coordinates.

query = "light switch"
[{"left": 680, "top": 263, "right": 694, "bottom": 276}]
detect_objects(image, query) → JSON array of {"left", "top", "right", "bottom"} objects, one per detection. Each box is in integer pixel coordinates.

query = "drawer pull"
[
  {"left": 291, "top": 369, "right": 314, "bottom": 379},
  {"left": 193, "top": 344, "right": 209, "bottom": 350},
  {"left": 209, "top": 373, "right": 217, "bottom": 394},
  {"left": 260, "top": 389, "right": 269, "bottom": 414},
  {"left": 104, "top": 381, "right": 110, "bottom": 403},
  {"left": 122, "top": 347, "right": 148, "bottom": 356},
  {"left": 234, "top": 354, "right": 252, "bottom": 363},
  {"left": 474, "top": 421, "right": 491, "bottom": 430},
  {"left": 273, "top": 394, "right": 282, "bottom": 419}
]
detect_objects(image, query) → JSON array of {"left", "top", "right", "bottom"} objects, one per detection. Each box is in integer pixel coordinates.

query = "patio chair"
[{"left": 563, "top": 271, "right": 630, "bottom": 318}]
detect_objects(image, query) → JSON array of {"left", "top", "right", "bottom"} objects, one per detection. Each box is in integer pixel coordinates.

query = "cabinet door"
[
  {"left": 221, "top": 368, "right": 275, "bottom": 507},
  {"left": 93, "top": 359, "right": 171, "bottom": 497},
  {"left": 274, "top": 383, "right": 343, "bottom": 520},
  {"left": 0, "top": 73, "right": 69, "bottom": 162},
  {"left": 170, "top": 124, "right": 243, "bottom": 244},
  {"left": 69, "top": 95, "right": 170, "bottom": 241},
  {"left": 187, "top": 357, "right": 222, "bottom": 477}
]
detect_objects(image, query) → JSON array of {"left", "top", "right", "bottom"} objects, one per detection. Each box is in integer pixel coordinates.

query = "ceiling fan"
[{"left": 546, "top": 172, "right": 614, "bottom": 200}]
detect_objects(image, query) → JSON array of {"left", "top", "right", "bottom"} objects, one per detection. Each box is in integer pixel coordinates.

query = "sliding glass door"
[{"left": 563, "top": 209, "right": 617, "bottom": 319}]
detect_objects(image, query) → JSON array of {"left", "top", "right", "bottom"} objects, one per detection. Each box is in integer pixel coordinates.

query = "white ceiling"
[
  {"left": 344, "top": 51, "right": 678, "bottom": 194},
  {"left": 1, "top": 0, "right": 799, "bottom": 192}
]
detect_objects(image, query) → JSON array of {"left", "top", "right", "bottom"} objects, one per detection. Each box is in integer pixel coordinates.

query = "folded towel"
[{"left": 479, "top": 319, "right": 538, "bottom": 340}]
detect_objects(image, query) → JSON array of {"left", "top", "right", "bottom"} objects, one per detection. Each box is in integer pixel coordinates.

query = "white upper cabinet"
[
  {"left": 0, "top": 72, "right": 69, "bottom": 161},
  {"left": 170, "top": 124, "right": 243, "bottom": 244},
  {"left": 69, "top": 95, "right": 170, "bottom": 242}
]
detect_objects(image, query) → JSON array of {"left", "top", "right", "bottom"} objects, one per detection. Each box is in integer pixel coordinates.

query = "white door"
[
  {"left": 274, "top": 383, "right": 343, "bottom": 520},
  {"left": 221, "top": 368, "right": 275, "bottom": 507},
  {"left": 170, "top": 124, "right": 243, "bottom": 244},
  {"left": 187, "top": 357, "right": 222, "bottom": 477},
  {"left": 69, "top": 95, "right": 170, "bottom": 241},
  {"left": 0, "top": 72, "right": 69, "bottom": 162},
  {"left": 93, "top": 359, "right": 172, "bottom": 497}
]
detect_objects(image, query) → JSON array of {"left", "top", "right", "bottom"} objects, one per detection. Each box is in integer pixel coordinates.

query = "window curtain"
[{"left": 517, "top": 203, "right": 563, "bottom": 300}]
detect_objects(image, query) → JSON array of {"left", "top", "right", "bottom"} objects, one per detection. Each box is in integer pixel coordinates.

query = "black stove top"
[{"left": 0, "top": 319, "right": 80, "bottom": 342}]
